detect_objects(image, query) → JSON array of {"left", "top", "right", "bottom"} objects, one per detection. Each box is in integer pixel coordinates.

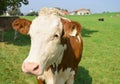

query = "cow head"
[
  {"left": 12, "top": 18, "right": 32, "bottom": 35},
  {"left": 21, "top": 15, "right": 82, "bottom": 76}
]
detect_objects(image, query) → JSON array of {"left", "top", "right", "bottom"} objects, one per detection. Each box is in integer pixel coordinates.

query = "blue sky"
[{"left": 20, "top": 0, "right": 120, "bottom": 14}]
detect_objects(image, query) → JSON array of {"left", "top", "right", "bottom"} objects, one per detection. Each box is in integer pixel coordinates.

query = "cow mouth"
[
  {"left": 22, "top": 61, "right": 58, "bottom": 76},
  {"left": 39, "top": 62, "right": 58, "bottom": 76},
  {"left": 22, "top": 62, "right": 40, "bottom": 76}
]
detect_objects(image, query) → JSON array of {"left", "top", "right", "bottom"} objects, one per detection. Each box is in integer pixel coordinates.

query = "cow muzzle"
[{"left": 22, "top": 62, "right": 42, "bottom": 75}]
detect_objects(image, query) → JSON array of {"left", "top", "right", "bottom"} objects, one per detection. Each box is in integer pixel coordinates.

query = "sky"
[{"left": 20, "top": 0, "right": 120, "bottom": 14}]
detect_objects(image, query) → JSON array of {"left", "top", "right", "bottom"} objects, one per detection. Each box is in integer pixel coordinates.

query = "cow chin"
[
  {"left": 22, "top": 54, "right": 63, "bottom": 76},
  {"left": 40, "top": 53, "right": 65, "bottom": 75}
]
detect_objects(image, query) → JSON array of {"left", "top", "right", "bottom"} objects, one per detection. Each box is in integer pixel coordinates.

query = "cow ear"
[
  {"left": 61, "top": 18, "right": 82, "bottom": 37},
  {"left": 12, "top": 18, "right": 32, "bottom": 35}
]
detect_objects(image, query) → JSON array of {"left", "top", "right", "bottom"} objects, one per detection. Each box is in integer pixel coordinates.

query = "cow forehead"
[{"left": 29, "top": 15, "right": 62, "bottom": 35}]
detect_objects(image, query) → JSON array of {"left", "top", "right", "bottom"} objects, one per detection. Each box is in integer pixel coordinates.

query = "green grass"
[{"left": 0, "top": 12, "right": 120, "bottom": 84}]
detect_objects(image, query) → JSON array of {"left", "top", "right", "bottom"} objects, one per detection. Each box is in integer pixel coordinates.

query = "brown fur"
[
  {"left": 37, "top": 78, "right": 45, "bottom": 84},
  {"left": 59, "top": 19, "right": 83, "bottom": 76},
  {"left": 61, "top": 18, "right": 82, "bottom": 37},
  {"left": 12, "top": 18, "right": 31, "bottom": 35},
  {"left": 37, "top": 19, "right": 83, "bottom": 84}
]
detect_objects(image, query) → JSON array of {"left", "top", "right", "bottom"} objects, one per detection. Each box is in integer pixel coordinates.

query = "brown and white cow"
[{"left": 12, "top": 10, "right": 83, "bottom": 84}]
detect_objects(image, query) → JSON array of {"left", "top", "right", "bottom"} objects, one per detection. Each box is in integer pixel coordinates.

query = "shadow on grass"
[
  {"left": 2, "top": 30, "right": 30, "bottom": 46},
  {"left": 81, "top": 27, "right": 98, "bottom": 37},
  {"left": 75, "top": 66, "right": 92, "bottom": 84}
]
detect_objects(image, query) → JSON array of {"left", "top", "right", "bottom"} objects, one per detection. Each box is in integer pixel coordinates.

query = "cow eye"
[
  {"left": 53, "top": 33, "right": 60, "bottom": 39},
  {"left": 51, "top": 33, "right": 60, "bottom": 40},
  {"left": 54, "top": 34, "right": 59, "bottom": 38}
]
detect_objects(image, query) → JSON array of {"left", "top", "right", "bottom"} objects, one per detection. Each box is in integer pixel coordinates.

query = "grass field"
[{"left": 0, "top": 12, "right": 120, "bottom": 84}]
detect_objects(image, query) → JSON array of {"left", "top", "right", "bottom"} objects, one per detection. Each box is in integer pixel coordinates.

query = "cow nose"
[{"left": 22, "top": 62, "right": 40, "bottom": 75}]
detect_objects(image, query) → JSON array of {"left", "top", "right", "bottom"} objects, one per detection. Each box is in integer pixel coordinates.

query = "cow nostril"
[{"left": 33, "top": 65, "right": 39, "bottom": 71}]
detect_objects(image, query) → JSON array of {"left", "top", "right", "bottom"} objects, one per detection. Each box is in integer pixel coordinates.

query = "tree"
[
  {"left": 26, "top": 11, "right": 38, "bottom": 16},
  {"left": 0, "top": 0, "right": 7, "bottom": 14},
  {"left": 8, "top": 8, "right": 22, "bottom": 16},
  {"left": 0, "top": 0, "right": 29, "bottom": 15}
]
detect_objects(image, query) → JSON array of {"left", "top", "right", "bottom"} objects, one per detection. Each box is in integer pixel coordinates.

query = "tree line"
[{"left": 0, "top": 0, "right": 29, "bottom": 15}]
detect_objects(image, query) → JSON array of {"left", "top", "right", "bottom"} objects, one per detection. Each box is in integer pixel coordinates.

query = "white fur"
[
  {"left": 38, "top": 7, "right": 63, "bottom": 16},
  {"left": 38, "top": 68, "right": 75, "bottom": 84},
  {"left": 23, "top": 14, "right": 67, "bottom": 75},
  {"left": 70, "top": 28, "right": 77, "bottom": 37},
  {"left": 77, "top": 35, "right": 82, "bottom": 43}
]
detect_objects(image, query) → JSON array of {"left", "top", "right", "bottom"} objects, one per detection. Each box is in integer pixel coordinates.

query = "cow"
[
  {"left": 12, "top": 8, "right": 83, "bottom": 84},
  {"left": 98, "top": 18, "right": 104, "bottom": 21}
]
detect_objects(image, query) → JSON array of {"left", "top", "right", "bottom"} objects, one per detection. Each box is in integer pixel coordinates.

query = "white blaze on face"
[{"left": 23, "top": 14, "right": 66, "bottom": 75}]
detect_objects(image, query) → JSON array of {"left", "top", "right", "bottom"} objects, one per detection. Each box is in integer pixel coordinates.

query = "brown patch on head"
[
  {"left": 12, "top": 18, "right": 32, "bottom": 35},
  {"left": 61, "top": 18, "right": 82, "bottom": 45},
  {"left": 61, "top": 18, "right": 82, "bottom": 37},
  {"left": 59, "top": 18, "right": 83, "bottom": 78}
]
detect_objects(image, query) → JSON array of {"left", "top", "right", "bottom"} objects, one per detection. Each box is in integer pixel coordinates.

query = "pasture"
[{"left": 0, "top": 12, "right": 120, "bottom": 84}]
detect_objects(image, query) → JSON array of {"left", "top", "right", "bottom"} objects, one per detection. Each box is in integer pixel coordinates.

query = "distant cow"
[
  {"left": 12, "top": 8, "right": 83, "bottom": 84},
  {"left": 98, "top": 18, "right": 104, "bottom": 21}
]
